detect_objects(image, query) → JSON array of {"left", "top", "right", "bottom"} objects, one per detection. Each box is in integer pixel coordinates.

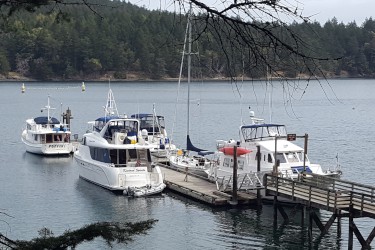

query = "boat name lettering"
[
  {"left": 48, "top": 145, "right": 65, "bottom": 148},
  {"left": 122, "top": 169, "right": 146, "bottom": 172}
]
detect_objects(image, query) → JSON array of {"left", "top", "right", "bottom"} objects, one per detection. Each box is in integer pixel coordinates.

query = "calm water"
[{"left": 0, "top": 79, "right": 374, "bottom": 249}]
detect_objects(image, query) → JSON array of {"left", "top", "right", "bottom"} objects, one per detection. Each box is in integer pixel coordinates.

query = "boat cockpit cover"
[
  {"left": 130, "top": 114, "right": 164, "bottom": 119},
  {"left": 34, "top": 116, "right": 60, "bottom": 125},
  {"left": 241, "top": 123, "right": 284, "bottom": 129},
  {"left": 241, "top": 123, "right": 287, "bottom": 141},
  {"left": 95, "top": 116, "right": 119, "bottom": 122}
]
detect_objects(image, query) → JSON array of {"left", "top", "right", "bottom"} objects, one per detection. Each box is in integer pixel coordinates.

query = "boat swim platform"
[{"left": 158, "top": 165, "right": 258, "bottom": 206}]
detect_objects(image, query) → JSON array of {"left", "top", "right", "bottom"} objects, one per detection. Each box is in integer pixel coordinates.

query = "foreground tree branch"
[
  {"left": 172, "top": 0, "right": 340, "bottom": 102},
  {"left": 1, "top": 219, "right": 157, "bottom": 249}
]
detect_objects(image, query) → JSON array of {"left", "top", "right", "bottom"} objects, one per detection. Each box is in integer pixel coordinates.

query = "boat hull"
[
  {"left": 168, "top": 154, "right": 210, "bottom": 178},
  {"left": 74, "top": 147, "right": 165, "bottom": 196},
  {"left": 21, "top": 137, "right": 73, "bottom": 155}
]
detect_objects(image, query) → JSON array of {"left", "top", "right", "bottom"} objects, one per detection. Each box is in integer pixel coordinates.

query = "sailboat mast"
[
  {"left": 47, "top": 95, "right": 51, "bottom": 124},
  {"left": 186, "top": 3, "right": 192, "bottom": 148}
]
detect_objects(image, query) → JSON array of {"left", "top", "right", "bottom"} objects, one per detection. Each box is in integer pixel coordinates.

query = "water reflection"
[{"left": 22, "top": 151, "right": 72, "bottom": 166}]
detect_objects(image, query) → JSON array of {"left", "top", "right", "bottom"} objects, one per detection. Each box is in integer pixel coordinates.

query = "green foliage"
[
  {"left": 1, "top": 1, "right": 375, "bottom": 80},
  {"left": 14, "top": 219, "right": 157, "bottom": 249},
  {"left": 0, "top": 51, "right": 10, "bottom": 75}
]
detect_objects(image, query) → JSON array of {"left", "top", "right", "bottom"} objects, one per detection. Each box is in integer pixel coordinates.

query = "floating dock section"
[{"left": 159, "top": 165, "right": 258, "bottom": 206}]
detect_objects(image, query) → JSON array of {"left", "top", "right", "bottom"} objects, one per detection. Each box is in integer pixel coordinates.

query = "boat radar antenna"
[{"left": 249, "top": 106, "right": 264, "bottom": 124}]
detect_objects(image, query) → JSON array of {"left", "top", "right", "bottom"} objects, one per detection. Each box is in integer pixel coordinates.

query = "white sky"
[{"left": 128, "top": 0, "right": 375, "bottom": 25}]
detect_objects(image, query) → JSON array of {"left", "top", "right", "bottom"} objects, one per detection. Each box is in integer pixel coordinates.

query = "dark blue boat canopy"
[
  {"left": 241, "top": 123, "right": 284, "bottom": 129},
  {"left": 130, "top": 113, "right": 163, "bottom": 119},
  {"left": 95, "top": 116, "right": 119, "bottom": 122},
  {"left": 34, "top": 116, "right": 60, "bottom": 125}
]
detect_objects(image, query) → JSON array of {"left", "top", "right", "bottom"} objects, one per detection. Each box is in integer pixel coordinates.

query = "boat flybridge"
[
  {"left": 131, "top": 110, "right": 176, "bottom": 163},
  {"left": 206, "top": 111, "right": 342, "bottom": 180},
  {"left": 74, "top": 117, "right": 166, "bottom": 197},
  {"left": 21, "top": 96, "right": 73, "bottom": 155}
]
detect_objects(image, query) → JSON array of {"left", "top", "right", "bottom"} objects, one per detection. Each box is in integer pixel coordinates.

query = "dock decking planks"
[{"left": 159, "top": 165, "right": 257, "bottom": 206}]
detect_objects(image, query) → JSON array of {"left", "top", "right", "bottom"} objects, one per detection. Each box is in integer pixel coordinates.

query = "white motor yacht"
[
  {"left": 21, "top": 96, "right": 73, "bottom": 155},
  {"left": 206, "top": 111, "right": 342, "bottom": 181},
  {"left": 74, "top": 117, "right": 166, "bottom": 197}
]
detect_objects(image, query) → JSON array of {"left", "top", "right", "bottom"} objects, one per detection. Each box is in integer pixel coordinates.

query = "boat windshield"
[
  {"left": 105, "top": 120, "right": 139, "bottom": 139},
  {"left": 93, "top": 116, "right": 119, "bottom": 132},
  {"left": 131, "top": 114, "right": 165, "bottom": 134},
  {"left": 275, "top": 152, "right": 306, "bottom": 164},
  {"left": 241, "top": 124, "right": 287, "bottom": 141}
]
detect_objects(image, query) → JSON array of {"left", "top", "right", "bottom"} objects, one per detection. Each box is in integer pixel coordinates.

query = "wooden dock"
[
  {"left": 159, "top": 165, "right": 258, "bottom": 206},
  {"left": 264, "top": 173, "right": 375, "bottom": 219},
  {"left": 264, "top": 173, "right": 375, "bottom": 249}
]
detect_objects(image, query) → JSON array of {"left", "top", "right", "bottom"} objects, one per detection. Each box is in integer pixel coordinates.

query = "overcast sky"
[{"left": 128, "top": 0, "right": 375, "bottom": 25}]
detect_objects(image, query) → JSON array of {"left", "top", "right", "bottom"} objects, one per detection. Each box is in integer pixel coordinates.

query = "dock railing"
[
  {"left": 215, "top": 172, "right": 266, "bottom": 192},
  {"left": 264, "top": 173, "right": 375, "bottom": 218}
]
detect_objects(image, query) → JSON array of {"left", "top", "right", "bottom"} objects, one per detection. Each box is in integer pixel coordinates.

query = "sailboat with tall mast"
[{"left": 168, "top": 5, "right": 213, "bottom": 176}]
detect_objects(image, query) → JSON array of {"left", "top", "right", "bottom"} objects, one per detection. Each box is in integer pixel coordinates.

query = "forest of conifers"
[{"left": 0, "top": 0, "right": 375, "bottom": 81}]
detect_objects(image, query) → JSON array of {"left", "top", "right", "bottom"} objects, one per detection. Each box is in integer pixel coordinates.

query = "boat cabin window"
[
  {"left": 109, "top": 149, "right": 127, "bottom": 166},
  {"left": 46, "top": 134, "right": 52, "bottom": 143},
  {"left": 275, "top": 153, "right": 286, "bottom": 163},
  {"left": 106, "top": 149, "right": 151, "bottom": 166},
  {"left": 223, "top": 158, "right": 244, "bottom": 169},
  {"left": 268, "top": 154, "right": 273, "bottom": 163},
  {"left": 223, "top": 158, "right": 231, "bottom": 168},
  {"left": 54, "top": 134, "right": 61, "bottom": 142},
  {"left": 285, "top": 152, "right": 299, "bottom": 163},
  {"left": 34, "top": 134, "right": 38, "bottom": 142},
  {"left": 94, "top": 120, "right": 105, "bottom": 132},
  {"left": 238, "top": 159, "right": 244, "bottom": 170},
  {"left": 90, "top": 147, "right": 111, "bottom": 163},
  {"left": 128, "top": 149, "right": 137, "bottom": 159},
  {"left": 298, "top": 152, "right": 308, "bottom": 162}
]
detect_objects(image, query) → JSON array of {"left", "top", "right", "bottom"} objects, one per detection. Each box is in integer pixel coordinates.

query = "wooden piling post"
[
  {"left": 256, "top": 145, "right": 262, "bottom": 206},
  {"left": 308, "top": 207, "right": 313, "bottom": 240},
  {"left": 301, "top": 206, "right": 305, "bottom": 227},
  {"left": 273, "top": 136, "right": 278, "bottom": 174},
  {"left": 232, "top": 145, "right": 238, "bottom": 205},
  {"left": 303, "top": 134, "right": 308, "bottom": 172},
  {"left": 273, "top": 196, "right": 278, "bottom": 228},
  {"left": 349, "top": 204, "right": 354, "bottom": 250},
  {"left": 337, "top": 209, "right": 341, "bottom": 238},
  {"left": 63, "top": 108, "right": 73, "bottom": 126}
]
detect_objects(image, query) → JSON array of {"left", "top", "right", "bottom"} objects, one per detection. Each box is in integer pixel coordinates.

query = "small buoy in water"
[
  {"left": 81, "top": 82, "right": 85, "bottom": 92},
  {"left": 21, "top": 83, "right": 25, "bottom": 93}
]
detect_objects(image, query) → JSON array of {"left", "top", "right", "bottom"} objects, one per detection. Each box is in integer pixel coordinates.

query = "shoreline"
[
  {"left": 1, "top": 75, "right": 373, "bottom": 83},
  {"left": 1, "top": 70, "right": 374, "bottom": 83}
]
